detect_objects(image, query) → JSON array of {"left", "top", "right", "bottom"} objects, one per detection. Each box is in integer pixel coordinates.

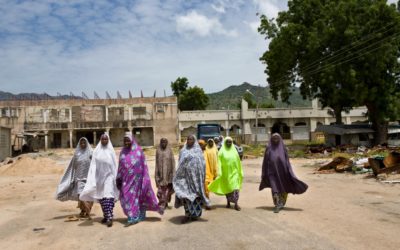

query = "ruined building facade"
[{"left": 0, "top": 97, "right": 178, "bottom": 149}]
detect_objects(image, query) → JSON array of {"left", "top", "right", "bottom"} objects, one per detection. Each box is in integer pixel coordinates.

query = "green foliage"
[
  {"left": 259, "top": 0, "right": 400, "bottom": 144},
  {"left": 171, "top": 77, "right": 209, "bottom": 110},
  {"left": 170, "top": 77, "right": 189, "bottom": 97},
  {"left": 289, "top": 150, "right": 306, "bottom": 158},
  {"left": 242, "top": 92, "right": 257, "bottom": 108},
  {"left": 207, "top": 82, "right": 310, "bottom": 110},
  {"left": 178, "top": 86, "right": 209, "bottom": 110}
]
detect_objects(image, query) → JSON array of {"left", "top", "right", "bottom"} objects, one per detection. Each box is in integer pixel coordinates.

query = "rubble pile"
[{"left": 314, "top": 147, "right": 400, "bottom": 183}]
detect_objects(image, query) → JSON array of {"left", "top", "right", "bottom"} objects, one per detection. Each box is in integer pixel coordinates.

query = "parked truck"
[{"left": 197, "top": 123, "right": 243, "bottom": 160}]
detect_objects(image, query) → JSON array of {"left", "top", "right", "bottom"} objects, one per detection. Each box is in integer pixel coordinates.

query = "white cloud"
[
  {"left": 253, "top": 0, "right": 281, "bottom": 18},
  {"left": 0, "top": 0, "right": 280, "bottom": 97},
  {"left": 246, "top": 20, "right": 261, "bottom": 33},
  {"left": 211, "top": 4, "right": 225, "bottom": 13},
  {"left": 176, "top": 10, "right": 237, "bottom": 37}
]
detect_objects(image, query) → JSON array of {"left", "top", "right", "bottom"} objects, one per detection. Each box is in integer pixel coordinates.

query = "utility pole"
[{"left": 246, "top": 89, "right": 260, "bottom": 145}]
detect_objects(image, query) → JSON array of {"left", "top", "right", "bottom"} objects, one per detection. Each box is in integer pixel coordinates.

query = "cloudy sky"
[
  {"left": 0, "top": 0, "right": 397, "bottom": 97},
  {"left": 0, "top": 0, "right": 290, "bottom": 97}
]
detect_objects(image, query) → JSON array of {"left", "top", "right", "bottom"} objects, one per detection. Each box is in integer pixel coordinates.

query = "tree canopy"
[
  {"left": 170, "top": 77, "right": 209, "bottom": 110},
  {"left": 259, "top": 0, "right": 400, "bottom": 144},
  {"left": 178, "top": 86, "right": 209, "bottom": 110},
  {"left": 170, "top": 77, "right": 189, "bottom": 98}
]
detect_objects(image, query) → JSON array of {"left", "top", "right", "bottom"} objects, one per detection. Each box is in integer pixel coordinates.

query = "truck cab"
[{"left": 197, "top": 124, "right": 221, "bottom": 141}]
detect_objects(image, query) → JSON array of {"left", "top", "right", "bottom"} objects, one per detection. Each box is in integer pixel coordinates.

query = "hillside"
[
  {"left": 206, "top": 82, "right": 311, "bottom": 110},
  {"left": 0, "top": 91, "right": 81, "bottom": 100}
]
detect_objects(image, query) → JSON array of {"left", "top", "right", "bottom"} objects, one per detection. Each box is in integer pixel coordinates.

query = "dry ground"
[{"left": 0, "top": 149, "right": 399, "bottom": 250}]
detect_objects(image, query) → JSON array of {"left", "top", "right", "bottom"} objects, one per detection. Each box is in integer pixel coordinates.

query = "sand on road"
[{"left": 0, "top": 150, "right": 399, "bottom": 250}]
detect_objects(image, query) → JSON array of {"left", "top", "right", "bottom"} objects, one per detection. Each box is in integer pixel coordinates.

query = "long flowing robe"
[
  {"left": 173, "top": 139, "right": 210, "bottom": 209},
  {"left": 155, "top": 143, "right": 175, "bottom": 207},
  {"left": 259, "top": 134, "right": 308, "bottom": 194},
  {"left": 208, "top": 137, "right": 243, "bottom": 195},
  {"left": 117, "top": 135, "right": 160, "bottom": 218},
  {"left": 204, "top": 141, "right": 218, "bottom": 197},
  {"left": 56, "top": 137, "right": 93, "bottom": 201},
  {"left": 80, "top": 136, "right": 119, "bottom": 202},
  {"left": 155, "top": 144, "right": 176, "bottom": 187}
]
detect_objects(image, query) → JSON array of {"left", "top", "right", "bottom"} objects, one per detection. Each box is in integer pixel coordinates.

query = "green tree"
[
  {"left": 171, "top": 77, "right": 189, "bottom": 97},
  {"left": 259, "top": 0, "right": 400, "bottom": 145},
  {"left": 242, "top": 92, "right": 257, "bottom": 108},
  {"left": 179, "top": 86, "right": 209, "bottom": 110}
]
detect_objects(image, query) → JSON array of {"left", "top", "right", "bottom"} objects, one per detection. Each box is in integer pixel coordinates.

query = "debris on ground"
[
  {"left": 368, "top": 151, "right": 400, "bottom": 176},
  {"left": 317, "top": 157, "right": 353, "bottom": 172}
]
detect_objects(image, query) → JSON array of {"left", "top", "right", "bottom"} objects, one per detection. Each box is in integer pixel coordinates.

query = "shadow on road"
[
  {"left": 143, "top": 216, "right": 162, "bottom": 222},
  {"left": 255, "top": 206, "right": 303, "bottom": 212},
  {"left": 168, "top": 216, "right": 208, "bottom": 225}
]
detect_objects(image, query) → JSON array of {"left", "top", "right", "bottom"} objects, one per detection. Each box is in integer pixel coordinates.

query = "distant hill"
[
  {"left": 0, "top": 91, "right": 82, "bottom": 101},
  {"left": 206, "top": 82, "right": 311, "bottom": 110}
]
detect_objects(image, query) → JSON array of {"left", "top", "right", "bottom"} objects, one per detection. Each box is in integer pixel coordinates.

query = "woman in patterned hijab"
[
  {"left": 117, "top": 133, "right": 163, "bottom": 226},
  {"left": 173, "top": 135, "right": 209, "bottom": 224}
]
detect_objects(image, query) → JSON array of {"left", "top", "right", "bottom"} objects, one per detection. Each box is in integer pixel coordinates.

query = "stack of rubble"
[
  {"left": 368, "top": 151, "right": 400, "bottom": 176},
  {"left": 317, "top": 157, "right": 353, "bottom": 173}
]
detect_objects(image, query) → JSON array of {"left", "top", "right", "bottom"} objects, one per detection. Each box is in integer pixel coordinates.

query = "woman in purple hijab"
[
  {"left": 117, "top": 133, "right": 163, "bottom": 225},
  {"left": 259, "top": 133, "right": 308, "bottom": 213}
]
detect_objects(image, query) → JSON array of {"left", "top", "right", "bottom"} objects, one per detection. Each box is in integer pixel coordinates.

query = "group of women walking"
[{"left": 56, "top": 132, "right": 307, "bottom": 227}]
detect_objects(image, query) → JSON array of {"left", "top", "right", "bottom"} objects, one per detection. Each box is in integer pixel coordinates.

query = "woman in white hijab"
[
  {"left": 80, "top": 133, "right": 119, "bottom": 227},
  {"left": 56, "top": 137, "right": 93, "bottom": 218}
]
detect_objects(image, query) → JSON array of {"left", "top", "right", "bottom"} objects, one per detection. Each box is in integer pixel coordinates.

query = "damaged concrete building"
[{"left": 0, "top": 97, "right": 178, "bottom": 149}]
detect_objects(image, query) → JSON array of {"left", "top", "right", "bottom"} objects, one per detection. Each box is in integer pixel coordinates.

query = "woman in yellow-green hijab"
[{"left": 208, "top": 137, "right": 243, "bottom": 211}]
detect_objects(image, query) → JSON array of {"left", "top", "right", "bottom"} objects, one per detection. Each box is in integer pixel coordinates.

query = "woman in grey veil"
[{"left": 56, "top": 137, "right": 93, "bottom": 218}]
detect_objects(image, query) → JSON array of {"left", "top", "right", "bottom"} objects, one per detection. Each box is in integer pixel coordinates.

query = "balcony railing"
[{"left": 24, "top": 119, "right": 154, "bottom": 131}]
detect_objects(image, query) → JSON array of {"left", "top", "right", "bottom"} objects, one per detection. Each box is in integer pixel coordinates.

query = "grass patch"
[
  {"left": 242, "top": 144, "right": 265, "bottom": 157},
  {"left": 289, "top": 150, "right": 306, "bottom": 158}
]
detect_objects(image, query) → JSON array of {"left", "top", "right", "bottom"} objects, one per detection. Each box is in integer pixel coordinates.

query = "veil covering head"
[
  {"left": 259, "top": 133, "right": 308, "bottom": 194},
  {"left": 56, "top": 137, "right": 93, "bottom": 201},
  {"left": 80, "top": 133, "right": 119, "bottom": 202},
  {"left": 173, "top": 135, "right": 210, "bottom": 207},
  {"left": 208, "top": 136, "right": 243, "bottom": 195}
]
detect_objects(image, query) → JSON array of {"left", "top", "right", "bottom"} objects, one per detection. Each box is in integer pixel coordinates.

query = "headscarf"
[
  {"left": 208, "top": 136, "right": 243, "bottom": 195},
  {"left": 56, "top": 137, "right": 93, "bottom": 201},
  {"left": 205, "top": 139, "right": 218, "bottom": 182},
  {"left": 80, "top": 134, "right": 119, "bottom": 202},
  {"left": 198, "top": 139, "right": 206, "bottom": 148},
  {"left": 173, "top": 135, "right": 210, "bottom": 207},
  {"left": 259, "top": 133, "right": 308, "bottom": 194},
  {"left": 155, "top": 138, "right": 176, "bottom": 187},
  {"left": 117, "top": 133, "right": 160, "bottom": 217}
]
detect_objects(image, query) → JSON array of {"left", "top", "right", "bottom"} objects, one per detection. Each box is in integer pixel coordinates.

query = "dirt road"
[{"left": 0, "top": 151, "right": 399, "bottom": 250}]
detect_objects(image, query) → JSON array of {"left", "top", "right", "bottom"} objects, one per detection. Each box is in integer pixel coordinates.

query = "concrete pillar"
[
  {"left": 324, "top": 117, "right": 330, "bottom": 125},
  {"left": 43, "top": 109, "right": 47, "bottom": 123},
  {"left": 310, "top": 118, "right": 317, "bottom": 132},
  {"left": 311, "top": 98, "right": 319, "bottom": 110},
  {"left": 225, "top": 120, "right": 229, "bottom": 136},
  {"left": 93, "top": 131, "right": 97, "bottom": 145},
  {"left": 128, "top": 106, "right": 132, "bottom": 121},
  {"left": 105, "top": 106, "right": 109, "bottom": 122},
  {"left": 267, "top": 127, "right": 272, "bottom": 141},
  {"left": 44, "top": 131, "right": 48, "bottom": 151},
  {"left": 69, "top": 130, "right": 73, "bottom": 149},
  {"left": 345, "top": 116, "right": 351, "bottom": 125},
  {"left": 69, "top": 108, "right": 72, "bottom": 122}
]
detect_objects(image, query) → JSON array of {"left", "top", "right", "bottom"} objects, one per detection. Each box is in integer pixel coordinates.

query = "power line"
[
  {"left": 300, "top": 21, "right": 398, "bottom": 73},
  {"left": 268, "top": 31, "right": 400, "bottom": 87},
  {"left": 268, "top": 22, "right": 400, "bottom": 87}
]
